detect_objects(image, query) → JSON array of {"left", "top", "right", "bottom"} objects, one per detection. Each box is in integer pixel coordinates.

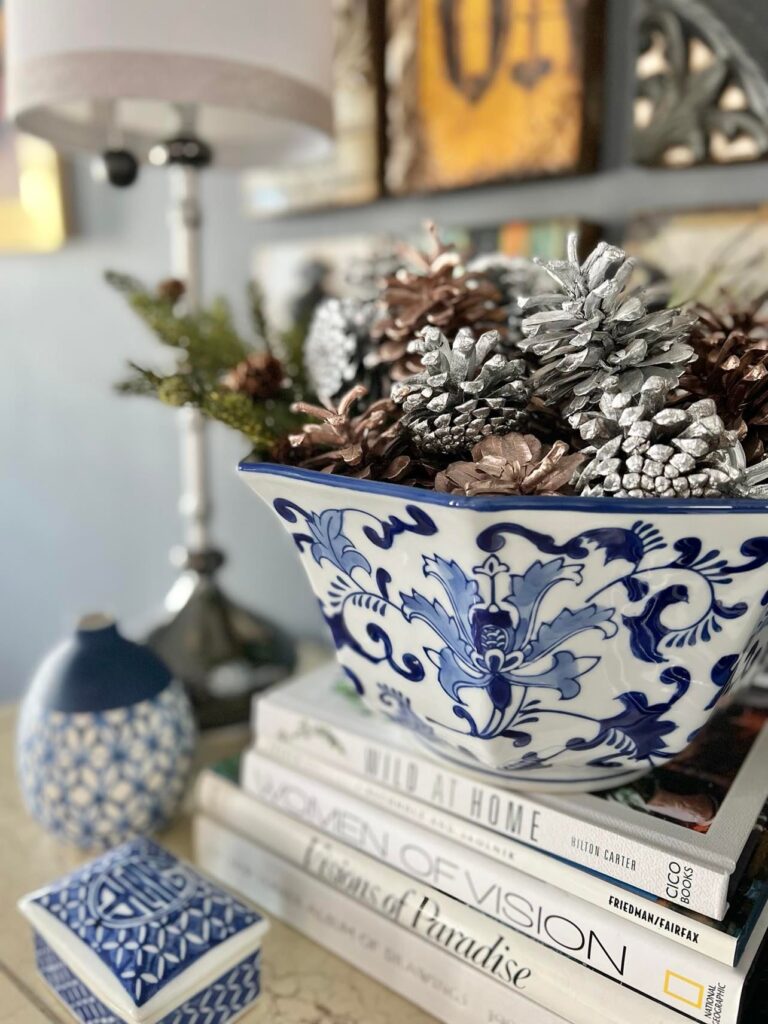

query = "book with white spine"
[
  {"left": 195, "top": 767, "right": 767, "bottom": 1024},
  {"left": 255, "top": 736, "right": 766, "bottom": 966},
  {"left": 195, "top": 814, "right": 572, "bottom": 1024},
  {"left": 253, "top": 664, "right": 768, "bottom": 920},
  {"left": 238, "top": 748, "right": 768, "bottom": 1024}
]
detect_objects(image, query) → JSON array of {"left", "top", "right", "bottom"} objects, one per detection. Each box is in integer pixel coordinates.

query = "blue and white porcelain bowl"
[{"left": 240, "top": 463, "right": 768, "bottom": 792}]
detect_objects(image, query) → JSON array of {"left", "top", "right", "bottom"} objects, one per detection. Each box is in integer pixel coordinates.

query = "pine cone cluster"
[
  {"left": 223, "top": 352, "right": 285, "bottom": 401},
  {"left": 678, "top": 296, "right": 768, "bottom": 463},
  {"left": 120, "top": 224, "right": 768, "bottom": 504},
  {"left": 436, "top": 433, "right": 585, "bottom": 497},
  {"left": 576, "top": 377, "right": 743, "bottom": 498},
  {"left": 304, "top": 298, "right": 378, "bottom": 406},
  {"left": 372, "top": 223, "right": 506, "bottom": 380},
  {"left": 392, "top": 327, "right": 531, "bottom": 456},
  {"left": 520, "top": 236, "right": 695, "bottom": 419}
]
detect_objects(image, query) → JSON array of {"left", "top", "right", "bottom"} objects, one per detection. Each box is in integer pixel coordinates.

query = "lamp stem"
[{"left": 169, "top": 163, "right": 212, "bottom": 554}]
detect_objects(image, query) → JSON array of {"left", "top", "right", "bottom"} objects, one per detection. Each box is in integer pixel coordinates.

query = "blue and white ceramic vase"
[
  {"left": 17, "top": 614, "right": 196, "bottom": 848},
  {"left": 239, "top": 463, "right": 768, "bottom": 793}
]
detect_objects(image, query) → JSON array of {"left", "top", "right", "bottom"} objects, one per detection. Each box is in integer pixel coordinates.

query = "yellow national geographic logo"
[{"left": 664, "top": 971, "right": 705, "bottom": 1009}]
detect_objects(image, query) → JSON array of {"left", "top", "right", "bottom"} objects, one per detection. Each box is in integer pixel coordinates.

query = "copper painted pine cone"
[
  {"left": 680, "top": 298, "right": 768, "bottom": 463},
  {"left": 436, "top": 433, "right": 585, "bottom": 497},
  {"left": 372, "top": 223, "right": 507, "bottom": 379}
]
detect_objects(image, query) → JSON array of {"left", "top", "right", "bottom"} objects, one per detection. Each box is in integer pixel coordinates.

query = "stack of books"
[{"left": 193, "top": 663, "right": 768, "bottom": 1024}]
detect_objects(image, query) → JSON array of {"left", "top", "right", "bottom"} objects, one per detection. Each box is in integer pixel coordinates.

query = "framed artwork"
[
  {"left": 252, "top": 218, "right": 589, "bottom": 335},
  {"left": 0, "top": 5, "right": 66, "bottom": 251},
  {"left": 623, "top": 206, "right": 768, "bottom": 302},
  {"left": 634, "top": 0, "right": 768, "bottom": 167},
  {"left": 384, "top": 0, "right": 604, "bottom": 195},
  {"left": 242, "top": 0, "right": 382, "bottom": 218}
]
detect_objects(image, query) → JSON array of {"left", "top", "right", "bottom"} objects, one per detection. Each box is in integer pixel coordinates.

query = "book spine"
[
  {"left": 194, "top": 815, "right": 572, "bottom": 1024},
  {"left": 240, "top": 751, "right": 748, "bottom": 1024},
  {"left": 256, "top": 699, "right": 729, "bottom": 919},
  {"left": 258, "top": 737, "right": 736, "bottom": 964},
  {"left": 194, "top": 776, "right": 680, "bottom": 1024}
]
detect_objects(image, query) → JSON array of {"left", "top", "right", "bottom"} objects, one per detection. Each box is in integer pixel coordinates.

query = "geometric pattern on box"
[
  {"left": 36, "top": 933, "right": 116, "bottom": 1024},
  {"left": 34, "top": 933, "right": 262, "bottom": 1024},
  {"left": 29, "top": 838, "right": 262, "bottom": 1008},
  {"left": 17, "top": 682, "right": 195, "bottom": 849}
]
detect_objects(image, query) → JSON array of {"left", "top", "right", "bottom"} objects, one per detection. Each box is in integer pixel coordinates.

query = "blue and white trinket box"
[{"left": 18, "top": 837, "right": 268, "bottom": 1024}]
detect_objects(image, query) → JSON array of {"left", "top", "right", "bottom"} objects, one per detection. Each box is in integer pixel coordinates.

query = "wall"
[
  {"left": 0, "top": 164, "right": 325, "bottom": 700},
  {"left": 5, "top": 0, "right": 768, "bottom": 700}
]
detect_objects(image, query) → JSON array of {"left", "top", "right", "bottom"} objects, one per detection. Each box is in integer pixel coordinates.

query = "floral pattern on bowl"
[{"left": 240, "top": 463, "right": 768, "bottom": 791}]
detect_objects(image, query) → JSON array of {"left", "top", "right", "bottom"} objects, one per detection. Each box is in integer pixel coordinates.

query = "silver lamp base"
[{"left": 147, "top": 550, "right": 296, "bottom": 729}]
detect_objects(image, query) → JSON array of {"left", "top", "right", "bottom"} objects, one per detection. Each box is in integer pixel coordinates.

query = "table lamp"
[{"left": 5, "top": 0, "right": 334, "bottom": 727}]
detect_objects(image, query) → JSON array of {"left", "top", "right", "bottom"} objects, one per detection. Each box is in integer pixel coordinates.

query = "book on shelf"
[
  {"left": 195, "top": 765, "right": 767, "bottom": 1024},
  {"left": 254, "top": 664, "right": 768, "bottom": 921}
]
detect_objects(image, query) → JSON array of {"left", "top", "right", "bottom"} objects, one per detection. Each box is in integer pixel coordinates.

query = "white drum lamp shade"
[{"left": 4, "top": 0, "right": 334, "bottom": 168}]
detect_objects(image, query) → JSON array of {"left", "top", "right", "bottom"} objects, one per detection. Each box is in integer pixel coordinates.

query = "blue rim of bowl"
[{"left": 238, "top": 459, "right": 768, "bottom": 515}]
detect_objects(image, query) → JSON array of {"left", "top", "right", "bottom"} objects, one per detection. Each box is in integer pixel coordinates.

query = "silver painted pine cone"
[
  {"left": 520, "top": 234, "right": 695, "bottom": 419},
  {"left": 304, "top": 297, "right": 377, "bottom": 406},
  {"left": 392, "top": 326, "right": 531, "bottom": 456},
  {"left": 576, "top": 378, "right": 745, "bottom": 498}
]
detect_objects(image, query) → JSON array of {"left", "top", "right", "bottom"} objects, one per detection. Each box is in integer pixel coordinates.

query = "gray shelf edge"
[{"left": 243, "top": 162, "right": 768, "bottom": 244}]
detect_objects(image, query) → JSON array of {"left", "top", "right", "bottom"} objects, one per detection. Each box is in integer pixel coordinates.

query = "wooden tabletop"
[{"left": 0, "top": 702, "right": 440, "bottom": 1024}]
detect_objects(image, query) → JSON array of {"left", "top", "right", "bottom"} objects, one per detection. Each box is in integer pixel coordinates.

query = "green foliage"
[
  {"left": 108, "top": 271, "right": 307, "bottom": 456},
  {"left": 247, "top": 280, "right": 271, "bottom": 350},
  {"left": 246, "top": 277, "right": 310, "bottom": 399},
  {"left": 115, "top": 363, "right": 167, "bottom": 397},
  {"left": 106, "top": 271, "right": 250, "bottom": 373},
  {"left": 278, "top": 321, "right": 310, "bottom": 399},
  {"left": 198, "top": 389, "right": 303, "bottom": 450}
]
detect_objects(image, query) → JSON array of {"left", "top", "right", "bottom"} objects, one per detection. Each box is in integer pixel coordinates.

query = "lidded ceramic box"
[{"left": 19, "top": 837, "right": 268, "bottom": 1024}]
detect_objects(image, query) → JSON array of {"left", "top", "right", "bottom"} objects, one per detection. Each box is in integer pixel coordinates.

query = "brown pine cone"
[
  {"left": 372, "top": 223, "right": 506, "bottom": 381},
  {"left": 679, "top": 296, "right": 768, "bottom": 462},
  {"left": 435, "top": 433, "right": 585, "bottom": 497},
  {"left": 156, "top": 278, "right": 186, "bottom": 304},
  {"left": 288, "top": 385, "right": 410, "bottom": 479},
  {"left": 223, "top": 352, "right": 285, "bottom": 401}
]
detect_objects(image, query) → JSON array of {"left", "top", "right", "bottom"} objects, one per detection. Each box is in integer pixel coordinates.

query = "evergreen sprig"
[
  {"left": 106, "top": 271, "right": 250, "bottom": 374},
  {"left": 247, "top": 280, "right": 271, "bottom": 350},
  {"left": 108, "top": 271, "right": 302, "bottom": 455},
  {"left": 198, "top": 389, "right": 303, "bottom": 449}
]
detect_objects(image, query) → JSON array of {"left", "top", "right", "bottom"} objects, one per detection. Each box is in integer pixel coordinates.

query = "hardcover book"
[
  {"left": 195, "top": 814, "right": 571, "bottom": 1024},
  {"left": 240, "top": 748, "right": 768, "bottom": 1014},
  {"left": 195, "top": 767, "right": 767, "bottom": 1024},
  {"left": 254, "top": 664, "right": 768, "bottom": 920},
  {"left": 251, "top": 739, "right": 768, "bottom": 966}
]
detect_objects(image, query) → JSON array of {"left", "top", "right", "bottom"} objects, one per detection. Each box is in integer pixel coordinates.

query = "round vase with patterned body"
[
  {"left": 17, "top": 615, "right": 196, "bottom": 848},
  {"left": 239, "top": 462, "right": 768, "bottom": 793}
]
